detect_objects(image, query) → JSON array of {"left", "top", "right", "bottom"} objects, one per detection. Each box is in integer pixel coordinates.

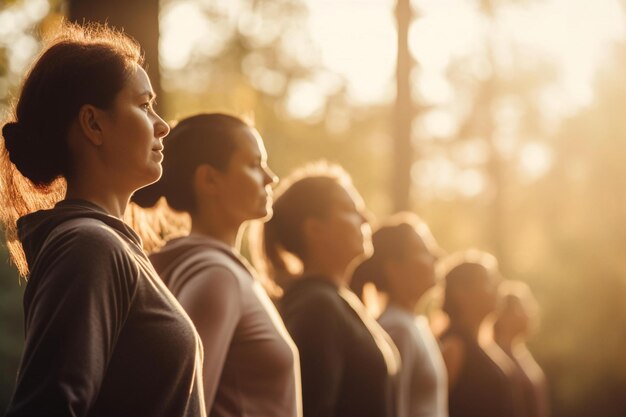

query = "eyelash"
[{"left": 141, "top": 100, "right": 156, "bottom": 112}]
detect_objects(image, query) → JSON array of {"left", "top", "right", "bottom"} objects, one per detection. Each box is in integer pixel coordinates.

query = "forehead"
[
  {"left": 331, "top": 183, "right": 362, "bottom": 210},
  {"left": 122, "top": 65, "right": 153, "bottom": 97},
  {"left": 233, "top": 126, "right": 265, "bottom": 157},
  {"left": 405, "top": 231, "right": 430, "bottom": 254}
]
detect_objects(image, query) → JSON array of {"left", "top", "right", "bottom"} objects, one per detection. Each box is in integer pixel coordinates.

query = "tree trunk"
[
  {"left": 68, "top": 0, "right": 161, "bottom": 101},
  {"left": 393, "top": 0, "right": 414, "bottom": 212}
]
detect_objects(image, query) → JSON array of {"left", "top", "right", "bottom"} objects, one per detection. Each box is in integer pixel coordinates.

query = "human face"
[
  {"left": 395, "top": 232, "right": 437, "bottom": 300},
  {"left": 214, "top": 127, "right": 277, "bottom": 225},
  {"left": 322, "top": 185, "right": 370, "bottom": 270},
  {"left": 470, "top": 270, "right": 500, "bottom": 319},
  {"left": 498, "top": 297, "right": 531, "bottom": 336},
  {"left": 99, "top": 65, "right": 170, "bottom": 193}
]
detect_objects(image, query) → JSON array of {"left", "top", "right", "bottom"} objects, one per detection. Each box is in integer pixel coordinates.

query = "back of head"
[
  {"left": 254, "top": 161, "right": 354, "bottom": 289},
  {"left": 351, "top": 212, "right": 433, "bottom": 298},
  {"left": 130, "top": 113, "right": 249, "bottom": 250},
  {"left": 493, "top": 280, "right": 540, "bottom": 336},
  {"left": 441, "top": 250, "right": 499, "bottom": 320},
  {"left": 1, "top": 22, "right": 143, "bottom": 276}
]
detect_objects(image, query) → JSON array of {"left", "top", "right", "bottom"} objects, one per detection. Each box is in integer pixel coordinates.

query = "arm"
[
  {"left": 382, "top": 324, "right": 413, "bottom": 417},
  {"left": 440, "top": 335, "right": 466, "bottom": 390},
  {"left": 175, "top": 265, "right": 242, "bottom": 414},
  {"left": 6, "top": 226, "right": 135, "bottom": 417},
  {"left": 283, "top": 295, "right": 345, "bottom": 417}
]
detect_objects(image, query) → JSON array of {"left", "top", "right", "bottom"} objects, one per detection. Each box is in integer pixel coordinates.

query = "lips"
[{"left": 152, "top": 144, "right": 164, "bottom": 152}]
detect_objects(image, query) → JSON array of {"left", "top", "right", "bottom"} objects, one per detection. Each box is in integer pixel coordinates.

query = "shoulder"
[
  {"left": 48, "top": 218, "right": 129, "bottom": 256},
  {"left": 26, "top": 219, "right": 139, "bottom": 301},
  {"left": 379, "top": 309, "right": 419, "bottom": 354},
  {"left": 282, "top": 278, "right": 344, "bottom": 314},
  {"left": 440, "top": 334, "right": 466, "bottom": 365},
  {"left": 175, "top": 256, "right": 244, "bottom": 305}
]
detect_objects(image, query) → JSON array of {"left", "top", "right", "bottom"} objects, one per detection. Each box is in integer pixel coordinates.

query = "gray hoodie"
[{"left": 6, "top": 199, "right": 205, "bottom": 417}]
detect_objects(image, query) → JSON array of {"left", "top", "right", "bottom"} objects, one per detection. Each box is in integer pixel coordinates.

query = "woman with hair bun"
[
  {"left": 255, "top": 163, "right": 399, "bottom": 417},
  {"left": 132, "top": 113, "right": 301, "bottom": 417},
  {"left": 351, "top": 212, "right": 448, "bottom": 417},
  {"left": 1, "top": 23, "right": 204, "bottom": 416},
  {"left": 492, "top": 281, "right": 550, "bottom": 417},
  {"left": 439, "top": 251, "right": 523, "bottom": 417}
]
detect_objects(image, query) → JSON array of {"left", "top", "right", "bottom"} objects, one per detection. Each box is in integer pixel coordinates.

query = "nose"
[
  {"left": 154, "top": 112, "right": 170, "bottom": 139},
  {"left": 263, "top": 165, "right": 278, "bottom": 186},
  {"left": 360, "top": 209, "right": 373, "bottom": 225}
]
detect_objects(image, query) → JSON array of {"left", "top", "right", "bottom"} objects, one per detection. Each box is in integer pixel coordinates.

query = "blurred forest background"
[{"left": 2, "top": 0, "right": 626, "bottom": 415}]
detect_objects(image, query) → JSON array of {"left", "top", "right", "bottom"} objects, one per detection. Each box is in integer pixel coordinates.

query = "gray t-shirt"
[
  {"left": 150, "top": 234, "right": 301, "bottom": 417},
  {"left": 378, "top": 304, "right": 448, "bottom": 417}
]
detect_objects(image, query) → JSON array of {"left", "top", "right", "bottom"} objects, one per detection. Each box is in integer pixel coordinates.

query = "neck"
[
  {"left": 388, "top": 297, "right": 418, "bottom": 314},
  {"left": 449, "top": 315, "right": 484, "bottom": 339},
  {"left": 65, "top": 181, "right": 129, "bottom": 219},
  {"left": 191, "top": 212, "right": 242, "bottom": 249},
  {"left": 494, "top": 331, "right": 523, "bottom": 355},
  {"left": 389, "top": 284, "right": 429, "bottom": 314}
]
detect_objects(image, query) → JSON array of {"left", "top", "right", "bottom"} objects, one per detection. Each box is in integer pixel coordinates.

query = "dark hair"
[
  {"left": 440, "top": 250, "right": 498, "bottom": 319},
  {"left": 132, "top": 113, "right": 249, "bottom": 213},
  {"left": 351, "top": 212, "right": 435, "bottom": 298},
  {"left": 0, "top": 22, "right": 143, "bottom": 276},
  {"left": 255, "top": 162, "right": 356, "bottom": 288}
]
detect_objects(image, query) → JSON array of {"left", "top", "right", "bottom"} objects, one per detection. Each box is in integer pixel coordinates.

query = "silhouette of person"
[
  {"left": 439, "top": 251, "right": 524, "bottom": 417},
  {"left": 132, "top": 113, "right": 301, "bottom": 417},
  {"left": 351, "top": 212, "right": 448, "bottom": 417},
  {"left": 492, "top": 280, "right": 550, "bottom": 417},
  {"left": 255, "top": 162, "right": 399, "bottom": 417},
  {"left": 1, "top": 23, "right": 205, "bottom": 417}
]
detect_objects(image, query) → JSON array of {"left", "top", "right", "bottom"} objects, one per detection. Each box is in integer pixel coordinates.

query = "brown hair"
[
  {"left": 0, "top": 22, "right": 143, "bottom": 276},
  {"left": 129, "top": 112, "right": 251, "bottom": 252},
  {"left": 440, "top": 250, "right": 499, "bottom": 320},
  {"left": 350, "top": 212, "right": 438, "bottom": 298}
]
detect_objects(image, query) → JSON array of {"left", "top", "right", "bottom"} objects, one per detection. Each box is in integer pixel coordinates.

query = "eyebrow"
[{"left": 139, "top": 90, "right": 156, "bottom": 101}]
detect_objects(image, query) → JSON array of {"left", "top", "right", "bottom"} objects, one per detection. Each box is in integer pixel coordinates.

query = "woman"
[
  {"left": 132, "top": 113, "right": 301, "bottom": 417},
  {"left": 351, "top": 212, "right": 448, "bottom": 417},
  {"left": 439, "top": 251, "right": 523, "bottom": 417},
  {"left": 256, "top": 163, "right": 399, "bottom": 417},
  {"left": 492, "top": 281, "right": 550, "bottom": 417},
  {"left": 1, "top": 23, "right": 204, "bottom": 416}
]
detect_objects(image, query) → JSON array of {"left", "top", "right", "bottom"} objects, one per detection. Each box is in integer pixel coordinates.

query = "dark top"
[
  {"left": 441, "top": 326, "right": 523, "bottom": 417},
  {"left": 6, "top": 200, "right": 205, "bottom": 417},
  {"left": 280, "top": 276, "right": 396, "bottom": 417},
  {"left": 150, "top": 234, "right": 301, "bottom": 417}
]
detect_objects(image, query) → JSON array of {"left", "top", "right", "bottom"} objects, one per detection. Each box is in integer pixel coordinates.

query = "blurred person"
[
  {"left": 132, "top": 113, "right": 301, "bottom": 417},
  {"left": 254, "top": 162, "right": 399, "bottom": 417},
  {"left": 0, "top": 23, "right": 206, "bottom": 416},
  {"left": 439, "top": 251, "right": 524, "bottom": 417},
  {"left": 492, "top": 281, "right": 550, "bottom": 417},
  {"left": 350, "top": 212, "right": 448, "bottom": 417}
]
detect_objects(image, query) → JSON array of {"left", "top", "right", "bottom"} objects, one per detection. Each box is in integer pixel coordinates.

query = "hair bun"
[
  {"left": 2, "top": 121, "right": 61, "bottom": 186},
  {"left": 2, "top": 121, "right": 29, "bottom": 166},
  {"left": 2, "top": 122, "right": 23, "bottom": 147}
]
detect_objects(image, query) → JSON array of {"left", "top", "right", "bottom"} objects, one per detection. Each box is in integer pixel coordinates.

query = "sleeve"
[
  {"left": 6, "top": 225, "right": 137, "bottom": 417},
  {"left": 283, "top": 293, "right": 346, "bottom": 417},
  {"left": 381, "top": 323, "right": 413, "bottom": 417},
  {"left": 174, "top": 264, "right": 242, "bottom": 414}
]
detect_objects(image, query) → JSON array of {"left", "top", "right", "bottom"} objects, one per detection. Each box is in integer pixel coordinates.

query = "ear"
[
  {"left": 193, "top": 164, "right": 222, "bottom": 197},
  {"left": 77, "top": 104, "right": 105, "bottom": 146}
]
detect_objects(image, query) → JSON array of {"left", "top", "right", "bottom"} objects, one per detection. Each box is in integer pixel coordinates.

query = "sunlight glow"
[
  {"left": 305, "top": 0, "right": 397, "bottom": 104},
  {"left": 160, "top": 1, "right": 222, "bottom": 70},
  {"left": 285, "top": 79, "right": 326, "bottom": 120},
  {"left": 518, "top": 142, "right": 553, "bottom": 183}
]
